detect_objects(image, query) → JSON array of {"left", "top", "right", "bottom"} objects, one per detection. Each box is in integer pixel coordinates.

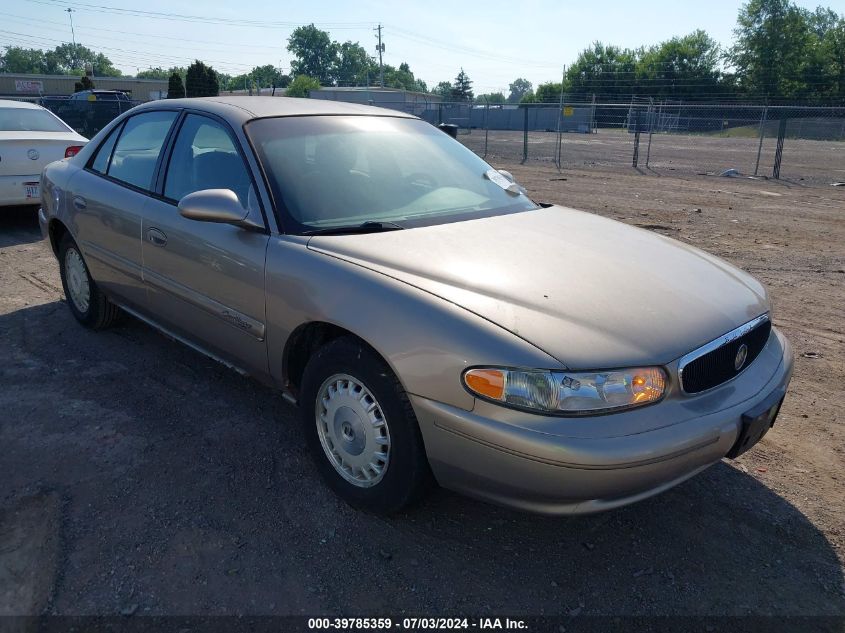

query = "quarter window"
[
  {"left": 107, "top": 111, "right": 177, "bottom": 191},
  {"left": 90, "top": 124, "right": 121, "bottom": 174},
  {"left": 163, "top": 114, "right": 253, "bottom": 209}
]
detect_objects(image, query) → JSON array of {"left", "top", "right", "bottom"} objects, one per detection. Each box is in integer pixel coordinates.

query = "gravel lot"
[{"left": 1, "top": 164, "right": 843, "bottom": 620}]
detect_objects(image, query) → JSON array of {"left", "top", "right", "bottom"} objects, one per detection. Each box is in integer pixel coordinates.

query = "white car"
[{"left": 0, "top": 99, "right": 88, "bottom": 207}]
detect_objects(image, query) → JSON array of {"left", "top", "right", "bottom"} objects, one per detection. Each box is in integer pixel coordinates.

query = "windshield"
[
  {"left": 246, "top": 116, "right": 537, "bottom": 233},
  {"left": 0, "top": 107, "right": 69, "bottom": 132}
]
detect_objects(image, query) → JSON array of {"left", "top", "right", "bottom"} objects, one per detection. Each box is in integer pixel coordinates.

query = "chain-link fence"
[
  {"left": 15, "top": 95, "right": 845, "bottom": 185},
  {"left": 427, "top": 101, "right": 845, "bottom": 186}
]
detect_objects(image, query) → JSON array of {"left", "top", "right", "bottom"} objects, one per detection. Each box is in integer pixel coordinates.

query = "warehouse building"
[{"left": 0, "top": 73, "right": 168, "bottom": 101}]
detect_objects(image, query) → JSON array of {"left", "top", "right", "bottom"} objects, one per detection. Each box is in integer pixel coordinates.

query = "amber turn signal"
[{"left": 464, "top": 369, "right": 506, "bottom": 400}]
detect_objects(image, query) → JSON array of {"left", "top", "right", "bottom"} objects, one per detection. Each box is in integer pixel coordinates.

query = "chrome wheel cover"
[
  {"left": 64, "top": 247, "right": 91, "bottom": 314},
  {"left": 315, "top": 373, "right": 391, "bottom": 487}
]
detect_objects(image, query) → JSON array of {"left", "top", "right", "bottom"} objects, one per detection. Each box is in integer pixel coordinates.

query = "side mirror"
[
  {"left": 178, "top": 189, "right": 262, "bottom": 230},
  {"left": 497, "top": 170, "right": 515, "bottom": 182}
]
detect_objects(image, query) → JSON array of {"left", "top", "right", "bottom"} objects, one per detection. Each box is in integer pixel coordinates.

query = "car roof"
[
  {"left": 0, "top": 99, "right": 45, "bottom": 110},
  {"left": 131, "top": 96, "right": 417, "bottom": 125}
]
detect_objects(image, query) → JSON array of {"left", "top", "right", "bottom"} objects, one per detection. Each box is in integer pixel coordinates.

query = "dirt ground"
[
  {"left": 461, "top": 129, "right": 845, "bottom": 187},
  {"left": 1, "top": 164, "right": 844, "bottom": 621}
]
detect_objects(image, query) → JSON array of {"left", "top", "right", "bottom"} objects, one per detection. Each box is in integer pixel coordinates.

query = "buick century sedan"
[{"left": 39, "top": 97, "right": 793, "bottom": 514}]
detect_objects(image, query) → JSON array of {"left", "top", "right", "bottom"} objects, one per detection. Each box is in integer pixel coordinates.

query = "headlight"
[{"left": 463, "top": 366, "right": 666, "bottom": 415}]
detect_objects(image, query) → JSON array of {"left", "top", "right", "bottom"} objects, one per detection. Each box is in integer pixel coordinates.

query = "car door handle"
[
  {"left": 147, "top": 227, "right": 167, "bottom": 247},
  {"left": 72, "top": 196, "right": 87, "bottom": 210}
]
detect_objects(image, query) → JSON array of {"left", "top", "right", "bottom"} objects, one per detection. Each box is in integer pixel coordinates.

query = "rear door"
[
  {"left": 69, "top": 110, "right": 178, "bottom": 310},
  {"left": 140, "top": 112, "right": 270, "bottom": 378}
]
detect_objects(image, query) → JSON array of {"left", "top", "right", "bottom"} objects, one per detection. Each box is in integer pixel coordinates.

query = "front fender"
[{"left": 264, "top": 236, "right": 561, "bottom": 411}]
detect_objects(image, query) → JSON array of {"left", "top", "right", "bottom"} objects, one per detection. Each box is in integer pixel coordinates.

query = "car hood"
[{"left": 308, "top": 206, "right": 768, "bottom": 368}]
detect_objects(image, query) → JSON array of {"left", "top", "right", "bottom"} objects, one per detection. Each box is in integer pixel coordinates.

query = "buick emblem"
[
  {"left": 27, "top": 149, "right": 39, "bottom": 160},
  {"left": 734, "top": 344, "right": 748, "bottom": 371}
]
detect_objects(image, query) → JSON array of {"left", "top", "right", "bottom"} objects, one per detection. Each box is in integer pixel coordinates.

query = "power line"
[
  {"left": 23, "top": 0, "right": 375, "bottom": 29},
  {"left": 0, "top": 11, "right": 283, "bottom": 51}
]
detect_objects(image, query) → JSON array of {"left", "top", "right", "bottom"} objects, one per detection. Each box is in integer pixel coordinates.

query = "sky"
[{"left": 2, "top": 0, "right": 839, "bottom": 93}]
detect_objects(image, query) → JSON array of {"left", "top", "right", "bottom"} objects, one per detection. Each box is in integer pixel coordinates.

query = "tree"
[
  {"left": 818, "top": 16, "right": 845, "bottom": 96},
  {"left": 0, "top": 46, "right": 47, "bottom": 73},
  {"left": 286, "top": 74, "right": 321, "bottom": 97},
  {"left": 167, "top": 72, "right": 186, "bottom": 98},
  {"left": 433, "top": 81, "right": 453, "bottom": 99},
  {"left": 288, "top": 24, "right": 338, "bottom": 84},
  {"left": 335, "top": 41, "right": 375, "bottom": 86},
  {"left": 451, "top": 68, "right": 473, "bottom": 102},
  {"left": 728, "top": 0, "right": 814, "bottom": 98},
  {"left": 507, "top": 78, "right": 532, "bottom": 103},
  {"left": 44, "top": 43, "right": 121, "bottom": 76},
  {"left": 475, "top": 91, "right": 506, "bottom": 103},
  {"left": 637, "top": 30, "right": 722, "bottom": 99},
  {"left": 565, "top": 42, "right": 638, "bottom": 100},
  {"left": 185, "top": 60, "right": 218, "bottom": 97},
  {"left": 73, "top": 75, "right": 95, "bottom": 92}
]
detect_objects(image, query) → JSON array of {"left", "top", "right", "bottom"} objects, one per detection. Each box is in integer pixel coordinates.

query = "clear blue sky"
[{"left": 2, "top": 0, "right": 838, "bottom": 92}]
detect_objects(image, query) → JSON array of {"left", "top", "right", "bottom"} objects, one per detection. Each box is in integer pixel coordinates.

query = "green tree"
[
  {"left": 728, "top": 0, "right": 814, "bottom": 98},
  {"left": 288, "top": 24, "right": 338, "bottom": 84},
  {"left": 286, "top": 74, "right": 321, "bottom": 97},
  {"left": 531, "top": 82, "right": 564, "bottom": 103},
  {"left": 507, "top": 78, "right": 532, "bottom": 103},
  {"left": 433, "top": 81, "right": 453, "bottom": 99},
  {"left": 475, "top": 91, "right": 506, "bottom": 103},
  {"left": 565, "top": 42, "right": 638, "bottom": 100},
  {"left": 335, "top": 41, "right": 375, "bottom": 86},
  {"left": 818, "top": 16, "right": 845, "bottom": 96},
  {"left": 636, "top": 30, "right": 722, "bottom": 99},
  {"left": 44, "top": 43, "right": 121, "bottom": 76},
  {"left": 450, "top": 68, "right": 473, "bottom": 102},
  {"left": 0, "top": 46, "right": 47, "bottom": 73},
  {"left": 167, "top": 72, "right": 186, "bottom": 98},
  {"left": 185, "top": 60, "right": 218, "bottom": 97},
  {"left": 73, "top": 75, "right": 95, "bottom": 92}
]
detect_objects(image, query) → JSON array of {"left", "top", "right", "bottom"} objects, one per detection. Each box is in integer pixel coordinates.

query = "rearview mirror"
[{"left": 178, "top": 189, "right": 262, "bottom": 230}]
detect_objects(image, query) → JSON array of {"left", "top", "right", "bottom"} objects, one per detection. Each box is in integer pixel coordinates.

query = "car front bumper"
[{"left": 411, "top": 328, "right": 793, "bottom": 515}]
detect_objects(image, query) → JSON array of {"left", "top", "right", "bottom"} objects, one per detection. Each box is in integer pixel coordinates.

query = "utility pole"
[
  {"left": 66, "top": 8, "right": 77, "bottom": 73},
  {"left": 374, "top": 24, "right": 384, "bottom": 88},
  {"left": 66, "top": 8, "right": 76, "bottom": 47}
]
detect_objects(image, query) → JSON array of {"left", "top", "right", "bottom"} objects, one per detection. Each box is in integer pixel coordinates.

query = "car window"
[
  {"left": 164, "top": 114, "right": 254, "bottom": 209},
  {"left": 107, "top": 111, "right": 177, "bottom": 191},
  {"left": 0, "top": 108, "right": 68, "bottom": 132},
  {"left": 246, "top": 116, "right": 537, "bottom": 233},
  {"left": 90, "top": 124, "right": 122, "bottom": 174}
]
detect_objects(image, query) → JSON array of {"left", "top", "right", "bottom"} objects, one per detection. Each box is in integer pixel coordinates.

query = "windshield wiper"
[{"left": 303, "top": 221, "right": 406, "bottom": 236}]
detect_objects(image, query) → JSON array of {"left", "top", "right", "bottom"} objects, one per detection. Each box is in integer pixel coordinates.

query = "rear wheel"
[
  {"left": 58, "top": 234, "right": 121, "bottom": 329},
  {"left": 300, "top": 337, "right": 432, "bottom": 513}
]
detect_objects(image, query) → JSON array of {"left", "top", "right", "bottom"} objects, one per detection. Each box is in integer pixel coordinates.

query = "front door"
[{"left": 140, "top": 113, "right": 270, "bottom": 379}]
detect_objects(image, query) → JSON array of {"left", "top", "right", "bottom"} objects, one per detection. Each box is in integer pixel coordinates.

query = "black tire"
[
  {"left": 300, "top": 336, "right": 433, "bottom": 514},
  {"left": 58, "top": 233, "right": 121, "bottom": 330}
]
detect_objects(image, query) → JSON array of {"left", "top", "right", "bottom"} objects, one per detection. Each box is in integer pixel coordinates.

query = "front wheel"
[
  {"left": 58, "top": 234, "right": 121, "bottom": 330},
  {"left": 299, "top": 337, "right": 432, "bottom": 514}
]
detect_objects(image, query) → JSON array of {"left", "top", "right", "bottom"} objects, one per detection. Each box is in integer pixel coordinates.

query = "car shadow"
[
  {"left": 0, "top": 205, "right": 42, "bottom": 248},
  {"left": 0, "top": 301, "right": 842, "bottom": 618}
]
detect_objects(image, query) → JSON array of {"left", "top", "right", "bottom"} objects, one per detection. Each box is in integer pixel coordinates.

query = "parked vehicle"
[
  {"left": 39, "top": 97, "right": 793, "bottom": 514},
  {"left": 53, "top": 90, "right": 134, "bottom": 138},
  {"left": 0, "top": 99, "right": 87, "bottom": 207},
  {"left": 67, "top": 89, "right": 132, "bottom": 103}
]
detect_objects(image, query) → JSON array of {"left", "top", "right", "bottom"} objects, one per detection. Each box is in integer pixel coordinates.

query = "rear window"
[{"left": 0, "top": 108, "right": 68, "bottom": 132}]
